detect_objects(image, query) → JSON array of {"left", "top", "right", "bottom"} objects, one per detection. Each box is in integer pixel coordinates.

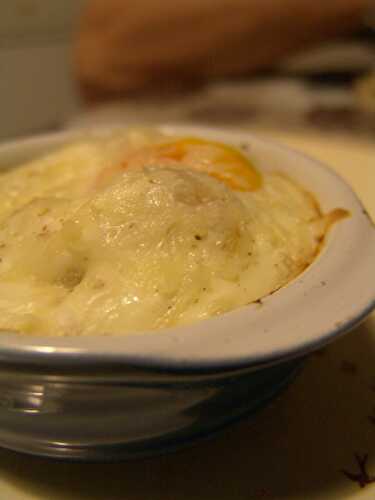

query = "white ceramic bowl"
[{"left": 0, "top": 125, "right": 373, "bottom": 460}]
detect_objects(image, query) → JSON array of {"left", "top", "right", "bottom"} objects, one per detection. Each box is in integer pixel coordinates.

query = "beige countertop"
[{"left": 0, "top": 128, "right": 373, "bottom": 500}]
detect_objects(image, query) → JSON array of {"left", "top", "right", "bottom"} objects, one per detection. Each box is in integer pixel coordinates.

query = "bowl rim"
[{"left": 0, "top": 124, "right": 374, "bottom": 372}]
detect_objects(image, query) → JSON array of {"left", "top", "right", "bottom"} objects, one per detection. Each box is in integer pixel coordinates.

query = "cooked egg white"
[{"left": 0, "top": 130, "right": 337, "bottom": 336}]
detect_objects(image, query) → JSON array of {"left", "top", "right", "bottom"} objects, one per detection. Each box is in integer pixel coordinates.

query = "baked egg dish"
[{"left": 0, "top": 129, "right": 345, "bottom": 336}]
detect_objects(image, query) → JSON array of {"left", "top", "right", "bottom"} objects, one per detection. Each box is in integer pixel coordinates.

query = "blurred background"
[{"left": 0, "top": 0, "right": 374, "bottom": 140}]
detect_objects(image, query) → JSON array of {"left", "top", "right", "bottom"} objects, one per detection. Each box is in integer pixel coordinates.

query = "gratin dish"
[{"left": 0, "top": 125, "right": 373, "bottom": 461}]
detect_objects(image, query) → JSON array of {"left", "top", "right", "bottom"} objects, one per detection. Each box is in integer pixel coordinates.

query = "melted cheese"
[{"left": 0, "top": 130, "right": 329, "bottom": 336}]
